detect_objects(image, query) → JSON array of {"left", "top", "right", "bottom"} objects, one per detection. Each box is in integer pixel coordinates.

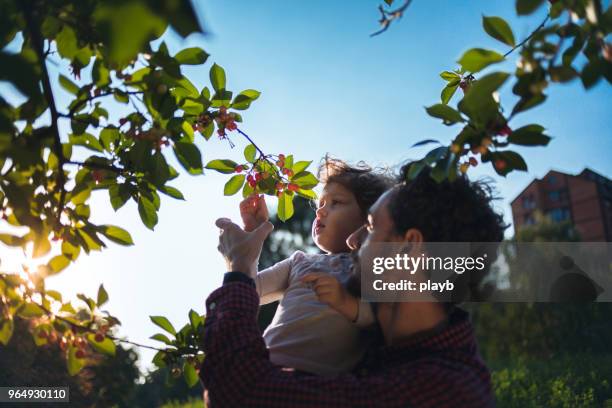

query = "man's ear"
[{"left": 402, "top": 228, "right": 424, "bottom": 255}]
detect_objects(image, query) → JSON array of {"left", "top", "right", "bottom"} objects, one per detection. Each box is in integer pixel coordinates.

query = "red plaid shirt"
[{"left": 199, "top": 282, "right": 494, "bottom": 408}]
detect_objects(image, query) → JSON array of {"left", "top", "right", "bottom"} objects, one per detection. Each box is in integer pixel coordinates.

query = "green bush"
[
  {"left": 160, "top": 396, "right": 205, "bottom": 408},
  {"left": 491, "top": 354, "right": 612, "bottom": 407}
]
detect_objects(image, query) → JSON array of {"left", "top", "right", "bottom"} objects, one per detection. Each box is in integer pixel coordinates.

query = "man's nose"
[
  {"left": 315, "top": 206, "right": 326, "bottom": 218},
  {"left": 347, "top": 225, "right": 367, "bottom": 250}
]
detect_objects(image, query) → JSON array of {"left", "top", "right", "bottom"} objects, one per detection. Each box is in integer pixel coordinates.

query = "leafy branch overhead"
[
  {"left": 0, "top": 0, "right": 317, "bottom": 384},
  {"left": 376, "top": 0, "right": 610, "bottom": 180}
]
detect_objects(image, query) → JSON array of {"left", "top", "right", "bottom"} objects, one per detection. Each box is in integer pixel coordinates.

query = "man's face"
[{"left": 348, "top": 189, "right": 403, "bottom": 334}]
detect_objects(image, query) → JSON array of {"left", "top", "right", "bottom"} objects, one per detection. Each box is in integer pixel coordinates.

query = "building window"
[
  {"left": 522, "top": 195, "right": 536, "bottom": 210},
  {"left": 548, "top": 175, "right": 557, "bottom": 185},
  {"left": 549, "top": 191, "right": 560, "bottom": 201},
  {"left": 524, "top": 215, "right": 535, "bottom": 225},
  {"left": 548, "top": 207, "right": 570, "bottom": 222}
]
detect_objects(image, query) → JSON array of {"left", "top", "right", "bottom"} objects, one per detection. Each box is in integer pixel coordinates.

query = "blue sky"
[{"left": 1, "top": 0, "right": 611, "bottom": 371}]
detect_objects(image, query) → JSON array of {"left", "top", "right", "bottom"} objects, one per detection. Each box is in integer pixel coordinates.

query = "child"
[{"left": 240, "top": 158, "right": 391, "bottom": 376}]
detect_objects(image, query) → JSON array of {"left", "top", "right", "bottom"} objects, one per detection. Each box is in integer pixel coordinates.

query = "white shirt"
[{"left": 255, "top": 251, "right": 375, "bottom": 376}]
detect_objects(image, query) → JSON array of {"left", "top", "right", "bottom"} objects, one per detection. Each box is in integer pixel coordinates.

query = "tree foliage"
[{"left": 0, "top": 0, "right": 610, "bottom": 388}]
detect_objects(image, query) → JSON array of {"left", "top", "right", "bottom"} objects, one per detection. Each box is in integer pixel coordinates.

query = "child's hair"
[{"left": 317, "top": 156, "right": 393, "bottom": 215}]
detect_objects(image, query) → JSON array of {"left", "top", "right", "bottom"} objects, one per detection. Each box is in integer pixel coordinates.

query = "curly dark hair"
[
  {"left": 387, "top": 163, "right": 508, "bottom": 301},
  {"left": 318, "top": 157, "right": 393, "bottom": 216}
]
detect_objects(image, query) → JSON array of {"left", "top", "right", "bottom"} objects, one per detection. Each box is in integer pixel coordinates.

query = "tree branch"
[
  {"left": 235, "top": 128, "right": 266, "bottom": 158},
  {"left": 20, "top": 1, "right": 67, "bottom": 225},
  {"left": 503, "top": 14, "right": 551, "bottom": 58}
]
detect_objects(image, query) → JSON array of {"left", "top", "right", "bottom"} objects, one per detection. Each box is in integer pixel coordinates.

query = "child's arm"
[
  {"left": 301, "top": 273, "right": 374, "bottom": 326},
  {"left": 255, "top": 257, "right": 292, "bottom": 305}
]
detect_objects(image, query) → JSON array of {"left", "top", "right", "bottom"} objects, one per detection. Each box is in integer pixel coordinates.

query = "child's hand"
[
  {"left": 240, "top": 194, "right": 269, "bottom": 232},
  {"left": 301, "top": 272, "right": 359, "bottom": 322}
]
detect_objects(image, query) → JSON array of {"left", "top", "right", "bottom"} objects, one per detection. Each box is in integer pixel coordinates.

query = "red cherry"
[
  {"left": 498, "top": 125, "right": 512, "bottom": 136},
  {"left": 75, "top": 349, "right": 85, "bottom": 359},
  {"left": 255, "top": 172, "right": 262, "bottom": 181},
  {"left": 94, "top": 333, "right": 104, "bottom": 342},
  {"left": 495, "top": 160, "right": 507, "bottom": 171},
  {"left": 287, "top": 183, "right": 299, "bottom": 192},
  {"left": 235, "top": 165, "right": 244, "bottom": 173}
]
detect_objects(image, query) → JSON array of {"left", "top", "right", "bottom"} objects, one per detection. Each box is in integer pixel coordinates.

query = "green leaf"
[
  {"left": 67, "top": 345, "right": 86, "bottom": 375},
  {"left": 59, "top": 74, "right": 79, "bottom": 95},
  {"left": 17, "top": 303, "right": 45, "bottom": 318},
  {"left": 92, "top": 59, "right": 110, "bottom": 87},
  {"left": 292, "top": 160, "right": 312, "bottom": 174},
  {"left": 224, "top": 175, "right": 245, "bottom": 196},
  {"left": 210, "top": 63, "right": 226, "bottom": 92},
  {"left": 47, "top": 255, "right": 71, "bottom": 275},
  {"left": 46, "top": 290, "right": 63, "bottom": 302},
  {"left": 150, "top": 333, "right": 173, "bottom": 345},
  {"left": 498, "top": 150, "right": 528, "bottom": 173},
  {"left": 425, "top": 104, "right": 464, "bottom": 125},
  {"left": 183, "top": 361, "right": 199, "bottom": 387},
  {"left": 508, "top": 124, "right": 551, "bottom": 146},
  {"left": 150, "top": 151, "right": 170, "bottom": 186},
  {"left": 86, "top": 333, "right": 116, "bottom": 356},
  {"left": 205, "top": 159, "right": 238, "bottom": 174},
  {"left": 458, "top": 48, "right": 504, "bottom": 73},
  {"left": 100, "top": 127, "right": 120, "bottom": 152},
  {"left": 440, "top": 71, "right": 461, "bottom": 81},
  {"left": 56, "top": 25, "right": 78, "bottom": 59},
  {"left": 277, "top": 191, "right": 294, "bottom": 221},
  {"left": 0, "top": 234, "right": 25, "bottom": 247},
  {"left": 61, "top": 240, "right": 81, "bottom": 261},
  {"left": 459, "top": 72, "right": 509, "bottom": 123},
  {"left": 0, "top": 319, "right": 14, "bottom": 346},
  {"left": 109, "top": 184, "right": 131, "bottom": 211},
  {"left": 99, "top": 225, "right": 134, "bottom": 246},
  {"left": 158, "top": 185, "right": 185, "bottom": 200},
  {"left": 33, "top": 235, "right": 51, "bottom": 258},
  {"left": 95, "top": 2, "right": 165, "bottom": 67},
  {"left": 150, "top": 315, "right": 176, "bottom": 335},
  {"left": 138, "top": 196, "right": 158, "bottom": 230},
  {"left": 482, "top": 16, "right": 515, "bottom": 47},
  {"left": 97, "top": 284, "right": 109, "bottom": 307},
  {"left": 231, "top": 89, "right": 261, "bottom": 110},
  {"left": 189, "top": 309, "right": 203, "bottom": 329},
  {"left": 296, "top": 189, "right": 317, "bottom": 200},
  {"left": 77, "top": 293, "right": 96, "bottom": 311},
  {"left": 174, "top": 142, "right": 203, "bottom": 175},
  {"left": 511, "top": 94, "right": 546, "bottom": 116},
  {"left": 0, "top": 52, "right": 40, "bottom": 98},
  {"left": 182, "top": 120, "right": 195, "bottom": 143},
  {"left": 175, "top": 47, "right": 209, "bottom": 65},
  {"left": 516, "top": 0, "right": 545, "bottom": 15},
  {"left": 291, "top": 171, "right": 318, "bottom": 189},
  {"left": 441, "top": 83, "right": 459, "bottom": 104},
  {"left": 244, "top": 144, "right": 257, "bottom": 163},
  {"left": 69, "top": 133, "right": 104, "bottom": 153}
]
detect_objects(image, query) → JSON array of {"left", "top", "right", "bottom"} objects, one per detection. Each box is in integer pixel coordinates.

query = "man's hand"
[
  {"left": 216, "top": 217, "right": 274, "bottom": 277},
  {"left": 240, "top": 194, "right": 269, "bottom": 232},
  {"left": 301, "top": 272, "right": 359, "bottom": 322}
]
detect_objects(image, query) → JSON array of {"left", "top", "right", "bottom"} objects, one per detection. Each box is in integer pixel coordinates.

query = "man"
[{"left": 200, "top": 165, "right": 505, "bottom": 407}]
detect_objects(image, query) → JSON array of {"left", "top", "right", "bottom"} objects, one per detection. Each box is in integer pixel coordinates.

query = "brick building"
[{"left": 510, "top": 168, "right": 612, "bottom": 241}]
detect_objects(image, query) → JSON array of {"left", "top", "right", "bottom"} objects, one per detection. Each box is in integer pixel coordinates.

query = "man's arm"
[{"left": 199, "top": 282, "right": 414, "bottom": 408}]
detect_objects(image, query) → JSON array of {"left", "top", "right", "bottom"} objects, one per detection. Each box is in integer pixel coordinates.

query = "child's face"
[{"left": 312, "top": 182, "right": 364, "bottom": 254}]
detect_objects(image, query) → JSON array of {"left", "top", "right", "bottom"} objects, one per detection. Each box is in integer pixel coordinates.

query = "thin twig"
[
  {"left": 503, "top": 14, "right": 551, "bottom": 58},
  {"left": 235, "top": 128, "right": 266, "bottom": 158},
  {"left": 371, "top": 0, "right": 413, "bottom": 37}
]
